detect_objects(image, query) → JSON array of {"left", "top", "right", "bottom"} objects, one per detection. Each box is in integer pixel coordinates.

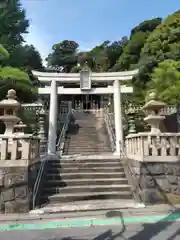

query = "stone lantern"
[
  {"left": 0, "top": 89, "right": 20, "bottom": 135},
  {"left": 14, "top": 120, "right": 27, "bottom": 136},
  {"left": 142, "top": 92, "right": 167, "bottom": 134}
]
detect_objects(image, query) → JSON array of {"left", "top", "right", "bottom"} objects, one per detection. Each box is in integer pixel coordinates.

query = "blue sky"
[{"left": 21, "top": 0, "right": 179, "bottom": 63}]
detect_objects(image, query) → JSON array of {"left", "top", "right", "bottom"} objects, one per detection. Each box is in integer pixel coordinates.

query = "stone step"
[
  {"left": 63, "top": 148, "right": 111, "bottom": 152},
  {"left": 59, "top": 156, "right": 121, "bottom": 161},
  {"left": 63, "top": 146, "right": 110, "bottom": 150},
  {"left": 64, "top": 146, "right": 110, "bottom": 149},
  {"left": 49, "top": 161, "right": 123, "bottom": 168},
  {"left": 63, "top": 149, "right": 110, "bottom": 156},
  {"left": 43, "top": 184, "right": 131, "bottom": 195},
  {"left": 47, "top": 166, "right": 124, "bottom": 174},
  {"left": 63, "top": 144, "right": 110, "bottom": 148},
  {"left": 65, "top": 137, "right": 100, "bottom": 140},
  {"left": 65, "top": 137, "right": 101, "bottom": 141},
  {"left": 64, "top": 151, "right": 111, "bottom": 155},
  {"left": 64, "top": 143, "right": 109, "bottom": 147},
  {"left": 64, "top": 142, "right": 110, "bottom": 146},
  {"left": 70, "top": 130, "right": 107, "bottom": 133},
  {"left": 46, "top": 172, "right": 126, "bottom": 180},
  {"left": 39, "top": 199, "right": 136, "bottom": 215},
  {"left": 45, "top": 178, "right": 128, "bottom": 187},
  {"left": 42, "top": 191, "right": 132, "bottom": 203}
]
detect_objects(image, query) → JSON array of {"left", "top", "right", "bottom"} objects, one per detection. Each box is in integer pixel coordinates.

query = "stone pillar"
[
  {"left": 38, "top": 107, "right": 47, "bottom": 155},
  {"left": 68, "top": 101, "right": 72, "bottom": 113},
  {"left": 48, "top": 80, "right": 57, "bottom": 155},
  {"left": 113, "top": 79, "right": 123, "bottom": 154}
]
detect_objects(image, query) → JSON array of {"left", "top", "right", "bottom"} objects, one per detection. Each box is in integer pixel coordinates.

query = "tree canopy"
[
  {"left": 0, "top": 1, "right": 179, "bottom": 105},
  {"left": 0, "top": 0, "right": 29, "bottom": 50},
  {"left": 0, "top": 0, "right": 43, "bottom": 102},
  {"left": 147, "top": 60, "right": 180, "bottom": 104}
]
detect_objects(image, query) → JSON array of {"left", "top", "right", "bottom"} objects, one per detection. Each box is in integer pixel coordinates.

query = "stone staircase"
[
  {"left": 63, "top": 112, "right": 112, "bottom": 155},
  {"left": 40, "top": 156, "right": 132, "bottom": 205},
  {"left": 39, "top": 111, "right": 133, "bottom": 208}
]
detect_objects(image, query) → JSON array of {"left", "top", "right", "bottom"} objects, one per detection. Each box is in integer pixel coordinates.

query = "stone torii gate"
[{"left": 32, "top": 68, "right": 139, "bottom": 155}]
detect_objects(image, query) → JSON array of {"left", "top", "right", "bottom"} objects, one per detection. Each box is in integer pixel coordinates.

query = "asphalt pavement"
[
  {"left": 0, "top": 221, "right": 180, "bottom": 240},
  {"left": 1, "top": 205, "right": 180, "bottom": 239}
]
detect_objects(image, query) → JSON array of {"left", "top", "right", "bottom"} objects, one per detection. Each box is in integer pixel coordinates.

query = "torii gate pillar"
[
  {"left": 47, "top": 80, "right": 57, "bottom": 155},
  {"left": 113, "top": 79, "right": 124, "bottom": 155}
]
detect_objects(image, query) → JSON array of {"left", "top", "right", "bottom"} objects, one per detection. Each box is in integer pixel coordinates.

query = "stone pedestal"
[
  {"left": 128, "top": 159, "right": 180, "bottom": 204},
  {"left": 0, "top": 162, "right": 40, "bottom": 213}
]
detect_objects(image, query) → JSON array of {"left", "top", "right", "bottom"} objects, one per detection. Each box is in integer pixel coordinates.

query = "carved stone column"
[{"left": 38, "top": 107, "right": 47, "bottom": 155}]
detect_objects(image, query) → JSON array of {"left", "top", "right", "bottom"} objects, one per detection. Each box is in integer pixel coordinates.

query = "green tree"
[
  {"left": 0, "top": 44, "right": 9, "bottom": 58},
  {"left": 112, "top": 32, "right": 149, "bottom": 71},
  {"left": 137, "top": 11, "right": 180, "bottom": 85},
  {"left": 0, "top": 0, "right": 29, "bottom": 50},
  {"left": 131, "top": 18, "right": 162, "bottom": 36},
  {"left": 46, "top": 40, "right": 79, "bottom": 73},
  {"left": 106, "top": 37, "right": 128, "bottom": 70},
  {"left": 113, "top": 18, "right": 161, "bottom": 72},
  {"left": 5, "top": 44, "right": 44, "bottom": 70},
  {"left": 147, "top": 60, "right": 180, "bottom": 104},
  {"left": 0, "top": 67, "right": 37, "bottom": 102},
  {"left": 141, "top": 12, "right": 180, "bottom": 61},
  {"left": 132, "top": 11, "right": 180, "bottom": 102},
  {"left": 87, "top": 38, "right": 127, "bottom": 72}
]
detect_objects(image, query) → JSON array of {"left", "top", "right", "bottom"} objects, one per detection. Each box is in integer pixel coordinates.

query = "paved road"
[{"left": 0, "top": 221, "right": 180, "bottom": 240}]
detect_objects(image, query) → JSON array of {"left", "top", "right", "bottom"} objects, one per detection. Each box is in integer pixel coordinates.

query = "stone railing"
[
  {"left": 124, "top": 105, "right": 177, "bottom": 116},
  {"left": 125, "top": 133, "right": 180, "bottom": 162},
  {"left": 21, "top": 103, "right": 43, "bottom": 113},
  {"left": 0, "top": 135, "right": 40, "bottom": 165}
]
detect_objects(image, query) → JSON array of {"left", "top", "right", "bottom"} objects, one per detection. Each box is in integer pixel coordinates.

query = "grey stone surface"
[
  {"left": 0, "top": 162, "right": 39, "bottom": 213},
  {"left": 128, "top": 159, "right": 180, "bottom": 204}
]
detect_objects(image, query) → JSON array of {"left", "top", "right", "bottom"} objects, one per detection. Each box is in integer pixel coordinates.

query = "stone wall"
[
  {"left": 128, "top": 159, "right": 180, "bottom": 204},
  {"left": 0, "top": 162, "right": 40, "bottom": 213}
]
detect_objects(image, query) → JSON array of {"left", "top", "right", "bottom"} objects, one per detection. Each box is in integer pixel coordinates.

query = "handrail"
[
  {"left": 104, "top": 110, "right": 116, "bottom": 151},
  {"left": 56, "top": 110, "right": 72, "bottom": 156},
  {"left": 32, "top": 154, "right": 47, "bottom": 209},
  {"left": 32, "top": 110, "right": 72, "bottom": 209}
]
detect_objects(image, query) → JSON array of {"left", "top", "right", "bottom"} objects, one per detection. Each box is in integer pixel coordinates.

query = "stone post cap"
[
  {"left": 0, "top": 89, "right": 20, "bottom": 108},
  {"left": 7, "top": 89, "right": 16, "bottom": 99},
  {"left": 142, "top": 92, "right": 167, "bottom": 111}
]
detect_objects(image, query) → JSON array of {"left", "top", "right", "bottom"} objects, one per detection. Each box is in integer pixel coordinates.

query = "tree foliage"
[
  {"left": 5, "top": 44, "right": 44, "bottom": 70},
  {"left": 113, "top": 18, "right": 162, "bottom": 72},
  {"left": 0, "top": 0, "right": 29, "bottom": 50},
  {"left": 46, "top": 40, "right": 79, "bottom": 73},
  {"left": 0, "top": 44, "right": 9, "bottom": 58},
  {"left": 0, "top": 0, "right": 41, "bottom": 102},
  {"left": 0, "top": 1, "right": 179, "bottom": 105},
  {"left": 0, "top": 67, "right": 37, "bottom": 102},
  {"left": 132, "top": 12, "right": 180, "bottom": 102},
  {"left": 147, "top": 60, "right": 180, "bottom": 104}
]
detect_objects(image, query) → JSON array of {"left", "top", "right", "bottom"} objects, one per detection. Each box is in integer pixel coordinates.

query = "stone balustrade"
[
  {"left": 124, "top": 105, "right": 177, "bottom": 115},
  {"left": 125, "top": 133, "right": 180, "bottom": 162},
  {"left": 0, "top": 135, "right": 40, "bottom": 164},
  {"left": 21, "top": 103, "right": 43, "bottom": 113}
]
